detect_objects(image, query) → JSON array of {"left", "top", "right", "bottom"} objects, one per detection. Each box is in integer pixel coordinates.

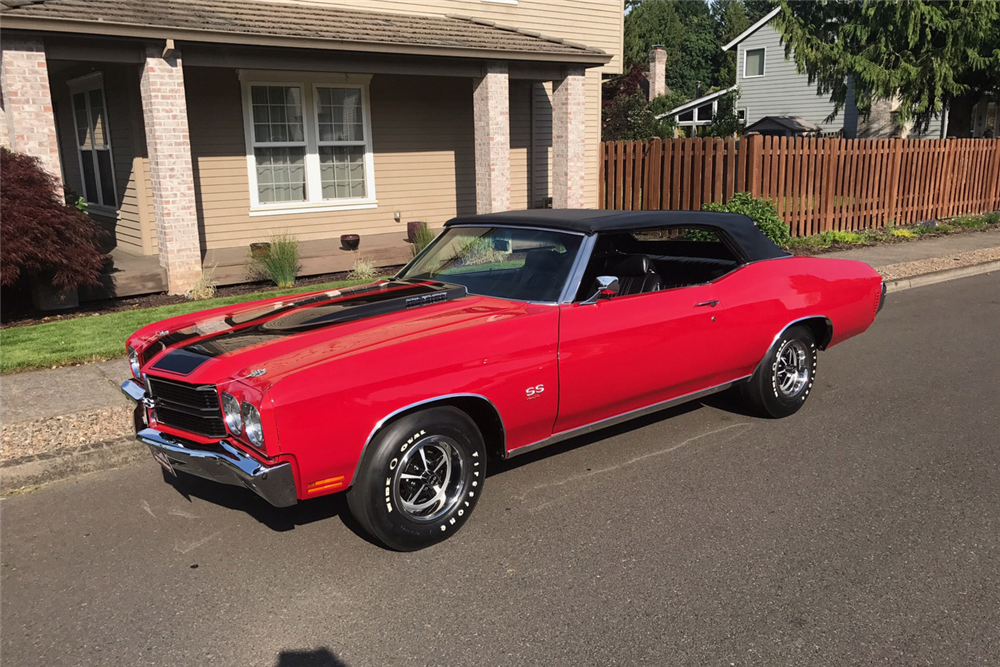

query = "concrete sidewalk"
[{"left": 2, "top": 227, "right": 999, "bottom": 493}]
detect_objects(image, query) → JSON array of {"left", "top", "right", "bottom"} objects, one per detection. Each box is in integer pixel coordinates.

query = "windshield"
[{"left": 397, "top": 226, "right": 583, "bottom": 303}]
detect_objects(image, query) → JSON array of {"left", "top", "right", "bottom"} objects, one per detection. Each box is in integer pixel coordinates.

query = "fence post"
[
  {"left": 747, "top": 133, "right": 762, "bottom": 197},
  {"left": 599, "top": 141, "right": 606, "bottom": 208},
  {"left": 936, "top": 138, "right": 953, "bottom": 220},
  {"left": 820, "top": 138, "right": 837, "bottom": 232}
]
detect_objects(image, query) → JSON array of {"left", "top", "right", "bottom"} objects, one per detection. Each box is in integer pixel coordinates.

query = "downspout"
[{"left": 530, "top": 82, "right": 537, "bottom": 208}]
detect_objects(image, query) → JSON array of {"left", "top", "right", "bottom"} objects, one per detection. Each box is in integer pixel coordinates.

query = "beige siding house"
[{"left": 1, "top": 0, "right": 622, "bottom": 295}]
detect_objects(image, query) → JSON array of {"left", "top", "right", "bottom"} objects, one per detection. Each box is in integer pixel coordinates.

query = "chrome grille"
[{"left": 147, "top": 377, "right": 226, "bottom": 438}]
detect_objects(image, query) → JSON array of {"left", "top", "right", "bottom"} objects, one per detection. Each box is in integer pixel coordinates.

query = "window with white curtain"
[
  {"left": 68, "top": 73, "right": 116, "bottom": 208},
  {"left": 240, "top": 72, "right": 375, "bottom": 214}
]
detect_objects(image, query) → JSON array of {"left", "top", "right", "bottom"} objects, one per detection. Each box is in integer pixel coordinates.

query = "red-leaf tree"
[{"left": 1, "top": 148, "right": 107, "bottom": 290}]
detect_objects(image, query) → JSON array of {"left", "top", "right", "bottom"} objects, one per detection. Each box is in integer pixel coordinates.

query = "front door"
[{"left": 554, "top": 285, "right": 727, "bottom": 434}]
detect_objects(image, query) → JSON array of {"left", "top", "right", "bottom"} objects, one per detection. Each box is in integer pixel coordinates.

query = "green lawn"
[{"left": 0, "top": 278, "right": 368, "bottom": 375}]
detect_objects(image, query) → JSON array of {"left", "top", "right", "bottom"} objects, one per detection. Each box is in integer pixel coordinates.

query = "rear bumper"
[{"left": 121, "top": 379, "right": 297, "bottom": 507}]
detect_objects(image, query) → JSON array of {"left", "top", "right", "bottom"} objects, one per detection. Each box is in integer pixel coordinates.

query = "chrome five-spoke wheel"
[
  {"left": 774, "top": 339, "right": 810, "bottom": 398},
  {"left": 393, "top": 436, "right": 465, "bottom": 522}
]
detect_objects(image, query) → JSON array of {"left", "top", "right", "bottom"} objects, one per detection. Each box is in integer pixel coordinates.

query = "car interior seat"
[
  {"left": 607, "top": 254, "right": 663, "bottom": 296},
  {"left": 516, "top": 248, "right": 569, "bottom": 300}
]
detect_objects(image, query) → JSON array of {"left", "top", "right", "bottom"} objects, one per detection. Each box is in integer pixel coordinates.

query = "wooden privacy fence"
[{"left": 599, "top": 136, "right": 1000, "bottom": 236}]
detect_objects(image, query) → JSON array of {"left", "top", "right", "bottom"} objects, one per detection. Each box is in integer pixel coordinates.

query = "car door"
[{"left": 554, "top": 284, "right": 730, "bottom": 434}]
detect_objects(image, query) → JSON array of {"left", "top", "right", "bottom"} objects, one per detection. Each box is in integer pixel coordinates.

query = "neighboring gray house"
[{"left": 662, "top": 7, "right": 946, "bottom": 139}]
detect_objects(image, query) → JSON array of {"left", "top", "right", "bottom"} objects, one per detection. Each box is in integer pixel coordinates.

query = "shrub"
[
  {"left": 187, "top": 264, "right": 217, "bottom": 300},
  {"left": 818, "top": 230, "right": 865, "bottom": 244},
  {"left": 410, "top": 222, "right": 436, "bottom": 257},
  {"left": 891, "top": 228, "right": 918, "bottom": 238},
  {"left": 455, "top": 236, "right": 510, "bottom": 266},
  {"left": 702, "top": 192, "right": 791, "bottom": 248},
  {"left": 0, "top": 149, "right": 107, "bottom": 291},
  {"left": 247, "top": 234, "right": 300, "bottom": 287},
  {"left": 951, "top": 215, "right": 990, "bottom": 229},
  {"left": 347, "top": 256, "right": 379, "bottom": 282}
]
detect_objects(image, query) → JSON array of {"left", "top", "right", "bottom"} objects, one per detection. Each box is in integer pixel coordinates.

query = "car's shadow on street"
[
  {"left": 162, "top": 388, "right": 755, "bottom": 541},
  {"left": 161, "top": 470, "right": 379, "bottom": 546}
]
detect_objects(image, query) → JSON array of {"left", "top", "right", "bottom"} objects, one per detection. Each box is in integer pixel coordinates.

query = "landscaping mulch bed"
[
  {"left": 1, "top": 267, "right": 404, "bottom": 329},
  {"left": 788, "top": 223, "right": 995, "bottom": 256}
]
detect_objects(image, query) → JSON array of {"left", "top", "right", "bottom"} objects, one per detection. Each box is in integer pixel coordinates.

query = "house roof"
[
  {"left": 721, "top": 6, "right": 781, "bottom": 52},
  {"left": 445, "top": 209, "right": 790, "bottom": 262},
  {"left": 658, "top": 86, "right": 736, "bottom": 119},
  {"left": 744, "top": 115, "right": 822, "bottom": 134},
  {"left": 0, "top": 0, "right": 610, "bottom": 64}
]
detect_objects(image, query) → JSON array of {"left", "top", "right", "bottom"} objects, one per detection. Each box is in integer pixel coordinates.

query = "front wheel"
[
  {"left": 740, "top": 325, "right": 818, "bottom": 418},
  {"left": 347, "top": 407, "right": 486, "bottom": 551}
]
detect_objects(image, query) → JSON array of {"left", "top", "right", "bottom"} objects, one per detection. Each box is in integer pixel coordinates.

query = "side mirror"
[{"left": 582, "top": 276, "right": 619, "bottom": 305}]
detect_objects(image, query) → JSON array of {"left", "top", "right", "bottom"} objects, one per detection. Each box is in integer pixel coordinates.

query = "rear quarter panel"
[{"left": 714, "top": 256, "right": 883, "bottom": 378}]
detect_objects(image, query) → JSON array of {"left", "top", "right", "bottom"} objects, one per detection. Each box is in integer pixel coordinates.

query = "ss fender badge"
[{"left": 525, "top": 384, "right": 545, "bottom": 400}]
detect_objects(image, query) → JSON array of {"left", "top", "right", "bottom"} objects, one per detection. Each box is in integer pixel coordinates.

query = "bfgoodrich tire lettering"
[
  {"left": 741, "top": 325, "right": 818, "bottom": 419},
  {"left": 347, "top": 406, "right": 486, "bottom": 551}
]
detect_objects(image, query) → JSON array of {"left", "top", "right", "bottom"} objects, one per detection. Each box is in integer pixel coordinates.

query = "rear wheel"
[
  {"left": 347, "top": 406, "right": 485, "bottom": 551},
  {"left": 741, "top": 325, "right": 818, "bottom": 418}
]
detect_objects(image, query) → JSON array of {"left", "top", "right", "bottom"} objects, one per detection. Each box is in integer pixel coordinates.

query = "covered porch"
[{"left": 1, "top": 0, "right": 608, "bottom": 298}]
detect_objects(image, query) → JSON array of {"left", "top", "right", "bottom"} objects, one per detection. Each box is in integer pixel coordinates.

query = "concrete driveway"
[{"left": 2, "top": 272, "right": 999, "bottom": 666}]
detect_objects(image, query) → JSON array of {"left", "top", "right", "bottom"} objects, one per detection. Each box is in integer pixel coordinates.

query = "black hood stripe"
[{"left": 149, "top": 281, "right": 466, "bottom": 375}]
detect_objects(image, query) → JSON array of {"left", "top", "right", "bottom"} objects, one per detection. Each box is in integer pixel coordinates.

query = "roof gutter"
[{"left": 0, "top": 17, "right": 612, "bottom": 65}]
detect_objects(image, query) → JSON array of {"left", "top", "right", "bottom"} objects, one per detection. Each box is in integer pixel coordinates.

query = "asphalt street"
[{"left": 2, "top": 273, "right": 999, "bottom": 667}]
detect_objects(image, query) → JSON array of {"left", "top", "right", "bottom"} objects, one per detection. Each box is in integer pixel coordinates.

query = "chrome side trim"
[
  {"left": 558, "top": 233, "right": 598, "bottom": 304},
  {"left": 349, "top": 393, "right": 507, "bottom": 487},
  {"left": 769, "top": 315, "right": 834, "bottom": 351},
  {"left": 445, "top": 223, "right": 587, "bottom": 237},
  {"left": 507, "top": 378, "right": 748, "bottom": 459}
]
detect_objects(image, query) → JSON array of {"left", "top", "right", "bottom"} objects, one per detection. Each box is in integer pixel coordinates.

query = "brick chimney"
[{"left": 648, "top": 45, "right": 668, "bottom": 101}]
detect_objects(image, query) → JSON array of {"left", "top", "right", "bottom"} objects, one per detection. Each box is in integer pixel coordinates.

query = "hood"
[{"left": 137, "top": 279, "right": 488, "bottom": 384}]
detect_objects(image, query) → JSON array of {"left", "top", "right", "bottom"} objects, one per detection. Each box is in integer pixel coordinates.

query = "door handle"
[{"left": 695, "top": 300, "right": 720, "bottom": 308}]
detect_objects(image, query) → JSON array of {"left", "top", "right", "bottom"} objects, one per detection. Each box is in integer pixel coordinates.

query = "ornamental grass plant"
[{"left": 247, "top": 234, "right": 301, "bottom": 288}]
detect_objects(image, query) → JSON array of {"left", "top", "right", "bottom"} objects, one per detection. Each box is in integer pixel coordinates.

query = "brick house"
[{"left": 0, "top": 0, "right": 623, "bottom": 295}]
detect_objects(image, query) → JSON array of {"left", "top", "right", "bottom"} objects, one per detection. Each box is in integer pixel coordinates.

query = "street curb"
[
  {"left": 1, "top": 436, "right": 146, "bottom": 497},
  {"left": 885, "top": 259, "right": 1000, "bottom": 293}
]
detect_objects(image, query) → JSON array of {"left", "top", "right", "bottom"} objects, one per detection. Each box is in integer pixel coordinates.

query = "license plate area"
[{"left": 149, "top": 446, "right": 176, "bottom": 477}]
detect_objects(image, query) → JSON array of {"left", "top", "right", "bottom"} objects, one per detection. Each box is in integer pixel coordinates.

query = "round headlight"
[
  {"left": 221, "top": 392, "right": 242, "bottom": 435},
  {"left": 241, "top": 402, "right": 264, "bottom": 448},
  {"left": 128, "top": 346, "right": 141, "bottom": 378}
]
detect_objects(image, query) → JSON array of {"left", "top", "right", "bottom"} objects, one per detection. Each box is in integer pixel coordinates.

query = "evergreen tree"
[
  {"left": 668, "top": 14, "right": 718, "bottom": 98},
  {"left": 714, "top": 0, "right": 751, "bottom": 86},
  {"left": 743, "top": 0, "right": 776, "bottom": 23},
  {"left": 774, "top": 0, "right": 1000, "bottom": 131},
  {"left": 623, "top": 0, "right": 685, "bottom": 69}
]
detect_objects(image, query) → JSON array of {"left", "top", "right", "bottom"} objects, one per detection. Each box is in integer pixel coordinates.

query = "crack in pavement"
[{"left": 519, "top": 422, "right": 755, "bottom": 510}]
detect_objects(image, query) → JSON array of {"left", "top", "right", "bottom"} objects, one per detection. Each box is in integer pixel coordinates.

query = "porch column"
[
  {"left": 472, "top": 61, "right": 510, "bottom": 214},
  {"left": 0, "top": 37, "right": 61, "bottom": 184},
  {"left": 552, "top": 68, "right": 587, "bottom": 209},
  {"left": 139, "top": 46, "right": 202, "bottom": 295}
]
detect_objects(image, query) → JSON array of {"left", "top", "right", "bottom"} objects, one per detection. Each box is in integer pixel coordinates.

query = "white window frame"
[
  {"left": 738, "top": 107, "right": 748, "bottom": 124},
  {"left": 239, "top": 70, "right": 377, "bottom": 216},
  {"left": 743, "top": 47, "right": 766, "bottom": 79},
  {"left": 67, "top": 72, "right": 117, "bottom": 214}
]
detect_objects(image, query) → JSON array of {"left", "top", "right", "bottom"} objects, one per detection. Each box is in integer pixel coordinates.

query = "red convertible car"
[{"left": 122, "top": 210, "right": 885, "bottom": 550}]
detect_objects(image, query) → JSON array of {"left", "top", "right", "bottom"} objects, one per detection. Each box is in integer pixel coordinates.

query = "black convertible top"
[{"left": 445, "top": 209, "right": 790, "bottom": 262}]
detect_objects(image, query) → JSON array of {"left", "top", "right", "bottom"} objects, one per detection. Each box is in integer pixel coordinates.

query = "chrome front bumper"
[{"left": 121, "top": 379, "right": 297, "bottom": 508}]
